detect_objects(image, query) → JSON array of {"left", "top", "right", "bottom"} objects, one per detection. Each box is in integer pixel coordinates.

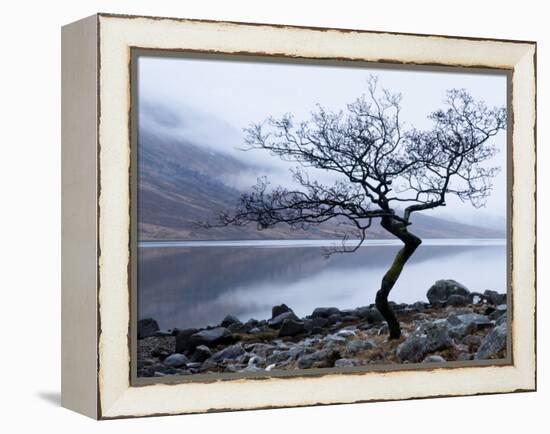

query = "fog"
[{"left": 138, "top": 55, "right": 507, "bottom": 228}]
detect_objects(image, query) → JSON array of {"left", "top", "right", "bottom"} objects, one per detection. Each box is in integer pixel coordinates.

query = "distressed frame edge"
[
  {"left": 61, "top": 13, "right": 100, "bottom": 420},
  {"left": 94, "top": 14, "right": 537, "bottom": 419}
]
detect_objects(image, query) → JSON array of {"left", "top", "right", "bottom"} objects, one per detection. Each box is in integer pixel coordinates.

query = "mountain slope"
[{"left": 138, "top": 128, "right": 505, "bottom": 241}]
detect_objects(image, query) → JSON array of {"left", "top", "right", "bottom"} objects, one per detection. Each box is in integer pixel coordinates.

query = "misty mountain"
[{"left": 138, "top": 123, "right": 505, "bottom": 241}]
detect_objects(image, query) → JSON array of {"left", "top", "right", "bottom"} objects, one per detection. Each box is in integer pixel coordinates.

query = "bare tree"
[{"left": 208, "top": 76, "right": 506, "bottom": 339}]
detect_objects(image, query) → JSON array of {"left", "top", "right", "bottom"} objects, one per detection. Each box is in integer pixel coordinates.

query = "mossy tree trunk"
[{"left": 375, "top": 216, "right": 422, "bottom": 339}]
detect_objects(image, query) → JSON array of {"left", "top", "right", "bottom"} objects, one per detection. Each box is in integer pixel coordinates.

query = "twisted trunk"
[{"left": 376, "top": 216, "right": 422, "bottom": 339}]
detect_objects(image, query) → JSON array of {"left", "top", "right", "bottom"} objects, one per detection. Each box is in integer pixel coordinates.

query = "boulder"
[
  {"left": 311, "top": 307, "right": 341, "bottom": 319},
  {"left": 137, "top": 318, "right": 159, "bottom": 339},
  {"left": 446, "top": 313, "right": 492, "bottom": 338},
  {"left": 220, "top": 315, "right": 241, "bottom": 328},
  {"left": 446, "top": 294, "right": 469, "bottom": 307},
  {"left": 304, "top": 317, "right": 329, "bottom": 331},
  {"left": 268, "top": 311, "right": 299, "bottom": 328},
  {"left": 163, "top": 353, "right": 189, "bottom": 368},
  {"left": 190, "top": 345, "right": 212, "bottom": 363},
  {"left": 396, "top": 322, "right": 453, "bottom": 363},
  {"left": 208, "top": 343, "right": 246, "bottom": 363},
  {"left": 327, "top": 313, "right": 342, "bottom": 324},
  {"left": 355, "top": 307, "right": 385, "bottom": 324},
  {"left": 278, "top": 319, "right": 306, "bottom": 337},
  {"left": 185, "top": 327, "right": 234, "bottom": 351},
  {"left": 483, "top": 290, "right": 507, "bottom": 306},
  {"left": 475, "top": 324, "right": 507, "bottom": 359},
  {"left": 272, "top": 304, "right": 293, "bottom": 318},
  {"left": 427, "top": 280, "right": 470, "bottom": 305},
  {"left": 175, "top": 328, "right": 200, "bottom": 353}
]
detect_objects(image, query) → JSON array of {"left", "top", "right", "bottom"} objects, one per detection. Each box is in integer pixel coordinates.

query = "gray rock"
[
  {"left": 396, "top": 322, "right": 453, "bottom": 363},
  {"left": 248, "top": 327, "right": 262, "bottom": 334},
  {"left": 268, "top": 311, "right": 299, "bottom": 329},
  {"left": 496, "top": 313, "right": 507, "bottom": 327},
  {"left": 475, "top": 324, "right": 507, "bottom": 359},
  {"left": 483, "top": 290, "right": 507, "bottom": 306},
  {"left": 278, "top": 319, "right": 306, "bottom": 337},
  {"left": 457, "top": 352, "right": 473, "bottom": 361},
  {"left": 335, "top": 329, "right": 356, "bottom": 338},
  {"left": 327, "top": 313, "right": 342, "bottom": 324},
  {"left": 266, "top": 350, "right": 292, "bottom": 365},
  {"left": 334, "top": 358, "right": 358, "bottom": 367},
  {"left": 410, "top": 301, "right": 427, "bottom": 312},
  {"left": 422, "top": 355, "right": 446, "bottom": 363},
  {"left": 297, "top": 349, "right": 340, "bottom": 369},
  {"left": 427, "top": 279, "right": 470, "bottom": 305},
  {"left": 446, "top": 294, "right": 469, "bottom": 307},
  {"left": 304, "top": 317, "right": 329, "bottom": 331},
  {"left": 245, "top": 343, "right": 276, "bottom": 358},
  {"left": 311, "top": 307, "right": 341, "bottom": 319},
  {"left": 272, "top": 304, "right": 293, "bottom": 318},
  {"left": 228, "top": 322, "right": 252, "bottom": 334},
  {"left": 186, "top": 327, "right": 234, "bottom": 350},
  {"left": 175, "top": 328, "right": 200, "bottom": 353},
  {"left": 462, "top": 335, "right": 483, "bottom": 351},
  {"left": 355, "top": 307, "right": 385, "bottom": 323},
  {"left": 344, "top": 339, "right": 375, "bottom": 356},
  {"left": 221, "top": 315, "right": 241, "bottom": 328},
  {"left": 446, "top": 313, "right": 492, "bottom": 338},
  {"left": 208, "top": 343, "right": 246, "bottom": 362},
  {"left": 190, "top": 345, "right": 212, "bottom": 363},
  {"left": 163, "top": 353, "right": 189, "bottom": 368},
  {"left": 137, "top": 318, "right": 159, "bottom": 339},
  {"left": 489, "top": 304, "right": 507, "bottom": 321}
]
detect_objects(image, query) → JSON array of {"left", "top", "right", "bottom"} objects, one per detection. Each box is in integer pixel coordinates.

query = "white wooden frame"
[{"left": 61, "top": 13, "right": 536, "bottom": 419}]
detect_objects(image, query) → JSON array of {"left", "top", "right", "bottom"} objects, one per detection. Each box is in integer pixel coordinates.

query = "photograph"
[{"left": 134, "top": 54, "right": 509, "bottom": 379}]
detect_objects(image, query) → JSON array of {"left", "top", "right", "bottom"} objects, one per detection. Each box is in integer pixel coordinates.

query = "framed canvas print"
[{"left": 61, "top": 13, "right": 536, "bottom": 419}]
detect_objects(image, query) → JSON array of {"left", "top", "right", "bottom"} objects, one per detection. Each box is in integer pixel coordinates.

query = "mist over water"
[{"left": 138, "top": 239, "right": 507, "bottom": 330}]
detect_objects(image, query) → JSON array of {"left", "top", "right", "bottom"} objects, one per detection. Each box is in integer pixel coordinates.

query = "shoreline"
[{"left": 137, "top": 280, "right": 507, "bottom": 378}]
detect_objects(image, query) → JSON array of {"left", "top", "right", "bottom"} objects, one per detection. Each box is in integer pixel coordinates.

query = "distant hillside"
[{"left": 138, "top": 127, "right": 505, "bottom": 241}]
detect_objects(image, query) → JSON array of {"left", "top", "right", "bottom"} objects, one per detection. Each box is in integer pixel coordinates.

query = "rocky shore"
[{"left": 137, "top": 279, "right": 508, "bottom": 378}]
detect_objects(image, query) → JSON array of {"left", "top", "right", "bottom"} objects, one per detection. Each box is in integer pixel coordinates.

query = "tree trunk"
[{"left": 376, "top": 216, "right": 422, "bottom": 339}]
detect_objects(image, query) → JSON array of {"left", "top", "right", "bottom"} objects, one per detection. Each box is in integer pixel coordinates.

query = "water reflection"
[{"left": 138, "top": 242, "right": 506, "bottom": 330}]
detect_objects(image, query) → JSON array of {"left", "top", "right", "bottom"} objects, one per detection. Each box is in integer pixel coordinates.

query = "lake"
[{"left": 137, "top": 239, "right": 507, "bottom": 330}]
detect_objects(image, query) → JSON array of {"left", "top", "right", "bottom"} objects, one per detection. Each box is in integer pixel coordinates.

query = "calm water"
[{"left": 138, "top": 239, "right": 506, "bottom": 330}]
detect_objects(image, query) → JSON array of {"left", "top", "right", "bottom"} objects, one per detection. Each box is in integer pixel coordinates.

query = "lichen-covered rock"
[
  {"left": 427, "top": 280, "right": 470, "bottom": 305},
  {"left": 446, "top": 313, "right": 492, "bottom": 338},
  {"left": 396, "top": 322, "right": 453, "bottom": 363},
  {"left": 475, "top": 324, "right": 507, "bottom": 359}
]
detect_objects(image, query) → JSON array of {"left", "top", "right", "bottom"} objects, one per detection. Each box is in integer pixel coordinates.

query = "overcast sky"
[{"left": 138, "top": 55, "right": 507, "bottom": 227}]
